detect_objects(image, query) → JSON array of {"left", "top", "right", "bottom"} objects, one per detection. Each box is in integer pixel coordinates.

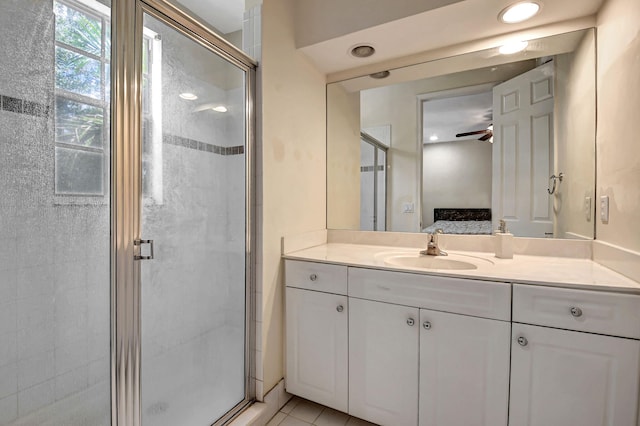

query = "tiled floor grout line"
[{"left": 266, "top": 396, "right": 378, "bottom": 426}]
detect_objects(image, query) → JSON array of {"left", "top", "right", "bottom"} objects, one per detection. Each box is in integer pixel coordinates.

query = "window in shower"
[{"left": 53, "top": 0, "right": 110, "bottom": 196}]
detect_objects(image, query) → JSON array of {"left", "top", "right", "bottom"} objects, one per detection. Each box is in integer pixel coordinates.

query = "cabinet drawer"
[
  {"left": 285, "top": 260, "right": 348, "bottom": 295},
  {"left": 513, "top": 284, "right": 640, "bottom": 339},
  {"left": 348, "top": 267, "right": 511, "bottom": 321}
]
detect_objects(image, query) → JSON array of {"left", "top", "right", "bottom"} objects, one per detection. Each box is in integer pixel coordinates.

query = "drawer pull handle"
[
  {"left": 517, "top": 336, "right": 528, "bottom": 347},
  {"left": 309, "top": 274, "right": 318, "bottom": 281},
  {"left": 336, "top": 305, "right": 344, "bottom": 313},
  {"left": 570, "top": 307, "right": 583, "bottom": 317},
  {"left": 423, "top": 321, "right": 432, "bottom": 330},
  {"left": 407, "top": 318, "right": 415, "bottom": 326}
]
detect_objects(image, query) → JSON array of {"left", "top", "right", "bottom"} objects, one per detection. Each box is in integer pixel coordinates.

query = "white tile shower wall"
[
  {"left": 243, "top": 5, "right": 262, "bottom": 62},
  {"left": 0, "top": 1, "right": 109, "bottom": 423}
]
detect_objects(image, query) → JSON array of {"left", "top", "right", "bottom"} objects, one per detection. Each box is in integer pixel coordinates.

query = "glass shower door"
[{"left": 138, "top": 12, "right": 248, "bottom": 426}]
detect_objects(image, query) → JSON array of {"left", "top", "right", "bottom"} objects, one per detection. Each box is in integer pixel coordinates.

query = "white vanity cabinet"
[
  {"left": 349, "top": 298, "right": 419, "bottom": 426},
  {"left": 284, "top": 261, "right": 349, "bottom": 412},
  {"left": 509, "top": 284, "right": 640, "bottom": 426},
  {"left": 284, "top": 259, "right": 640, "bottom": 426},
  {"left": 419, "top": 309, "right": 511, "bottom": 426},
  {"left": 348, "top": 267, "right": 511, "bottom": 426}
]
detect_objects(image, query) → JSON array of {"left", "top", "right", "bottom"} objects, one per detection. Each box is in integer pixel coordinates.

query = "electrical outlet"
[
  {"left": 600, "top": 195, "right": 609, "bottom": 222},
  {"left": 402, "top": 202, "right": 414, "bottom": 213},
  {"left": 585, "top": 196, "right": 592, "bottom": 221}
]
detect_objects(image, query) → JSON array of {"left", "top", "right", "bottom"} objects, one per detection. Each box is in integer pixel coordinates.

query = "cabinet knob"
[
  {"left": 570, "top": 307, "right": 583, "bottom": 317},
  {"left": 407, "top": 318, "right": 415, "bottom": 326},
  {"left": 517, "top": 336, "right": 528, "bottom": 347},
  {"left": 309, "top": 273, "right": 318, "bottom": 281},
  {"left": 336, "top": 305, "right": 344, "bottom": 313},
  {"left": 423, "top": 321, "right": 432, "bottom": 330}
]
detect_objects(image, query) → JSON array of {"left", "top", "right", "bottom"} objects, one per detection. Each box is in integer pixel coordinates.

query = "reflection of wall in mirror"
[
  {"left": 554, "top": 30, "right": 596, "bottom": 240},
  {"left": 361, "top": 84, "right": 420, "bottom": 232},
  {"left": 422, "top": 140, "right": 492, "bottom": 227},
  {"left": 360, "top": 69, "right": 531, "bottom": 232}
]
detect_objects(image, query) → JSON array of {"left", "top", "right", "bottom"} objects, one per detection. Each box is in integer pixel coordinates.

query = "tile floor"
[{"left": 266, "top": 396, "right": 378, "bottom": 426}]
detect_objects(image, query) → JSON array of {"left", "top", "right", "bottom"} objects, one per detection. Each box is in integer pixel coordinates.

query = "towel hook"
[{"left": 547, "top": 172, "right": 564, "bottom": 195}]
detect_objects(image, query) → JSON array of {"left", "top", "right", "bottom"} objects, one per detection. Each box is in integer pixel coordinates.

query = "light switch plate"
[
  {"left": 600, "top": 195, "right": 609, "bottom": 222},
  {"left": 585, "top": 196, "right": 592, "bottom": 221},
  {"left": 402, "top": 202, "right": 414, "bottom": 213}
]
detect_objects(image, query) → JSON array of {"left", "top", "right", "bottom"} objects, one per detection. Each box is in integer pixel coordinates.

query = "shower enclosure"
[{"left": 0, "top": 0, "right": 255, "bottom": 425}]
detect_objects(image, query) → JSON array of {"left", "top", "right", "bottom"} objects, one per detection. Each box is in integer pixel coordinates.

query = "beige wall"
[
  {"left": 327, "top": 83, "right": 361, "bottom": 229},
  {"left": 260, "top": 0, "right": 327, "bottom": 394},
  {"left": 554, "top": 30, "right": 596, "bottom": 239},
  {"left": 596, "top": 0, "right": 640, "bottom": 251}
]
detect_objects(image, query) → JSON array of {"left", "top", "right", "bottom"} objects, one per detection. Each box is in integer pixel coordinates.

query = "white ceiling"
[
  {"left": 173, "top": 0, "right": 245, "bottom": 34},
  {"left": 297, "top": 0, "right": 604, "bottom": 74},
  {"left": 423, "top": 91, "right": 493, "bottom": 143}
]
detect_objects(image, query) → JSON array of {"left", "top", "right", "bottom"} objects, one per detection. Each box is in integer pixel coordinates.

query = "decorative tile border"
[
  {"left": 163, "top": 134, "right": 244, "bottom": 156},
  {"left": 0, "top": 96, "right": 243, "bottom": 158},
  {"left": 0, "top": 94, "right": 50, "bottom": 118},
  {"left": 360, "top": 165, "right": 385, "bottom": 172}
]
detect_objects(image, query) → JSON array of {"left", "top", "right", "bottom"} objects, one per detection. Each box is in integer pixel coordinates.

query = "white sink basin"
[{"left": 379, "top": 252, "right": 494, "bottom": 271}]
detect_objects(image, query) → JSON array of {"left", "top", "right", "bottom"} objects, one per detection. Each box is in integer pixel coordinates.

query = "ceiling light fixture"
[
  {"left": 499, "top": 40, "right": 528, "bottom": 55},
  {"left": 212, "top": 106, "right": 228, "bottom": 113},
  {"left": 370, "top": 70, "right": 390, "bottom": 79},
  {"left": 498, "top": 2, "right": 541, "bottom": 24},
  {"left": 429, "top": 135, "right": 439, "bottom": 142},
  {"left": 179, "top": 92, "right": 198, "bottom": 100},
  {"left": 350, "top": 44, "right": 376, "bottom": 58}
]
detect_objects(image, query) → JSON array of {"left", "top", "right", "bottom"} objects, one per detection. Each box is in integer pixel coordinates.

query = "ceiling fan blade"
[
  {"left": 478, "top": 132, "right": 493, "bottom": 141},
  {"left": 456, "top": 129, "right": 490, "bottom": 137}
]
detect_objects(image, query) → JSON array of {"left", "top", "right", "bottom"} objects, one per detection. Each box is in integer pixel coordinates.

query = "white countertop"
[{"left": 284, "top": 243, "right": 640, "bottom": 293}]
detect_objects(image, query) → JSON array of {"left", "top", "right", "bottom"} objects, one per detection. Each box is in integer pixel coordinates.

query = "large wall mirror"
[{"left": 327, "top": 28, "right": 596, "bottom": 239}]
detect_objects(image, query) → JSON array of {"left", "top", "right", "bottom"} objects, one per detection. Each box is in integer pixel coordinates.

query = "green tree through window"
[{"left": 54, "top": 0, "right": 109, "bottom": 196}]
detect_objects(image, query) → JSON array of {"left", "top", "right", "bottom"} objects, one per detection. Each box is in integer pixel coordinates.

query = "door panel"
[
  {"left": 139, "top": 12, "right": 247, "bottom": 426},
  {"left": 285, "top": 288, "right": 348, "bottom": 412},
  {"left": 349, "top": 298, "right": 419, "bottom": 426},
  {"left": 509, "top": 323, "right": 640, "bottom": 426},
  {"left": 492, "top": 62, "right": 554, "bottom": 237},
  {"left": 419, "top": 310, "right": 510, "bottom": 426}
]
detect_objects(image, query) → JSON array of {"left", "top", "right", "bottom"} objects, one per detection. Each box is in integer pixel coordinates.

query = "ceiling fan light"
[
  {"left": 179, "top": 92, "right": 198, "bottom": 100},
  {"left": 499, "top": 2, "right": 541, "bottom": 24},
  {"left": 499, "top": 40, "right": 528, "bottom": 55}
]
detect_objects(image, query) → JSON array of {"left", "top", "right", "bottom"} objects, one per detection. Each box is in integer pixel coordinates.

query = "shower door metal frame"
[{"left": 111, "top": 1, "right": 257, "bottom": 425}]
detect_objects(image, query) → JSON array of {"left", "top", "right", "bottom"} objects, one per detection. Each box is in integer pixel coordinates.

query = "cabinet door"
[
  {"left": 349, "top": 298, "right": 419, "bottom": 426},
  {"left": 285, "top": 288, "right": 348, "bottom": 412},
  {"left": 510, "top": 323, "right": 640, "bottom": 426},
  {"left": 419, "top": 310, "right": 510, "bottom": 426}
]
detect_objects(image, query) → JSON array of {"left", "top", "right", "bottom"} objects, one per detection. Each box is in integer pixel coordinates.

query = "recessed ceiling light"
[
  {"left": 179, "top": 92, "right": 198, "bottom": 100},
  {"left": 499, "top": 40, "right": 528, "bottom": 54},
  {"left": 212, "top": 106, "right": 228, "bottom": 113},
  {"left": 498, "top": 2, "right": 541, "bottom": 24},
  {"left": 350, "top": 45, "right": 376, "bottom": 58},
  {"left": 370, "top": 70, "right": 390, "bottom": 79},
  {"left": 429, "top": 135, "right": 439, "bottom": 142}
]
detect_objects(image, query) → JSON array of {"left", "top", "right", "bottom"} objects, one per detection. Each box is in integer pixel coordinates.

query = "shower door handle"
[{"left": 134, "top": 239, "right": 154, "bottom": 260}]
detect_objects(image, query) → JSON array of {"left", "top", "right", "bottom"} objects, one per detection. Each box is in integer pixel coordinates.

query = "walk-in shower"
[{"left": 0, "top": 0, "right": 255, "bottom": 425}]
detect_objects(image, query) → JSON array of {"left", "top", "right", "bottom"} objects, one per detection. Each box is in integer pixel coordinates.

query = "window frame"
[{"left": 53, "top": 0, "right": 111, "bottom": 199}]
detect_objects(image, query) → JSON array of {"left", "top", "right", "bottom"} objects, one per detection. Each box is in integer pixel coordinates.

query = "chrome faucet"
[{"left": 420, "top": 229, "right": 448, "bottom": 256}]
